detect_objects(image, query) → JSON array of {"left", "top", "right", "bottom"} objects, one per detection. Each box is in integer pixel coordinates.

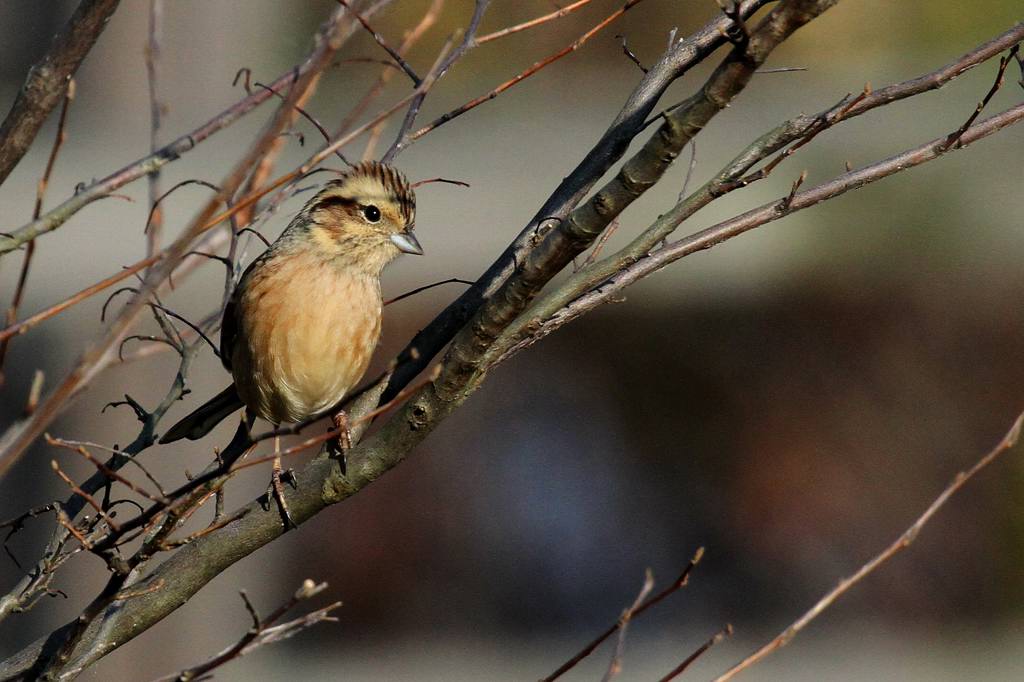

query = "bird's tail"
[{"left": 160, "top": 384, "right": 244, "bottom": 444}]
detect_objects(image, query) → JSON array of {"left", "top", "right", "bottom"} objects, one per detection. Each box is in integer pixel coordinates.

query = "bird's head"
[{"left": 300, "top": 161, "right": 420, "bottom": 272}]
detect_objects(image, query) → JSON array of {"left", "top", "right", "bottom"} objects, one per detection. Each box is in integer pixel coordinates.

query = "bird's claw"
[
  {"left": 328, "top": 411, "right": 352, "bottom": 475},
  {"left": 267, "top": 455, "right": 297, "bottom": 531}
]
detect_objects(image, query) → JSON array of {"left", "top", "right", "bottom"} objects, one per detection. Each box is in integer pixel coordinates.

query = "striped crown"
[{"left": 323, "top": 161, "right": 416, "bottom": 227}]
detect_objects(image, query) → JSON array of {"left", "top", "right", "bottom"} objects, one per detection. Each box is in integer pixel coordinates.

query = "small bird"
[{"left": 160, "top": 161, "right": 421, "bottom": 447}]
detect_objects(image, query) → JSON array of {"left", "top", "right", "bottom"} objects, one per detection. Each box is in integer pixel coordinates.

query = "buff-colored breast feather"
[{"left": 232, "top": 249, "right": 381, "bottom": 424}]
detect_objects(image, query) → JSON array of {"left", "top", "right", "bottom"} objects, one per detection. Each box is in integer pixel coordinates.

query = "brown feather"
[{"left": 161, "top": 161, "right": 417, "bottom": 441}]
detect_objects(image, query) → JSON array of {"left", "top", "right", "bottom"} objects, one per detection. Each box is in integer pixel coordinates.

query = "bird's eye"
[{"left": 362, "top": 205, "right": 381, "bottom": 223}]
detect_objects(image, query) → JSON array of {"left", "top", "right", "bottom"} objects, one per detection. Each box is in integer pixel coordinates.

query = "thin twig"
[
  {"left": 544, "top": 548, "right": 705, "bottom": 681},
  {"left": 337, "top": 0, "right": 421, "bottom": 85},
  {"left": 714, "top": 412, "right": 1024, "bottom": 681},
  {"left": 602, "top": 569, "right": 654, "bottom": 681},
  {"left": 50, "top": 460, "right": 120, "bottom": 533},
  {"left": 944, "top": 44, "right": 1019, "bottom": 148},
  {"left": 616, "top": 33, "right": 648, "bottom": 73},
  {"left": 151, "top": 579, "right": 338, "bottom": 682},
  {"left": 144, "top": 0, "right": 164, "bottom": 259},
  {"left": 405, "top": 0, "right": 647, "bottom": 146},
  {"left": 335, "top": 0, "right": 443, "bottom": 142},
  {"left": 381, "top": 0, "right": 492, "bottom": 162},
  {"left": 475, "top": 0, "right": 596, "bottom": 44},
  {"left": 0, "top": 79, "right": 75, "bottom": 380},
  {"left": 383, "top": 278, "right": 473, "bottom": 306},
  {"left": 657, "top": 624, "right": 733, "bottom": 682},
  {"left": 47, "top": 436, "right": 167, "bottom": 504}
]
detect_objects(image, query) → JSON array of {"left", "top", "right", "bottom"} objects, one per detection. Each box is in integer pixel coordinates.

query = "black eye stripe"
[
  {"left": 314, "top": 195, "right": 357, "bottom": 211},
  {"left": 314, "top": 162, "right": 416, "bottom": 224}
]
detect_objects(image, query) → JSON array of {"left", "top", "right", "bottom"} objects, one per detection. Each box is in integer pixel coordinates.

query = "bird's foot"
[
  {"left": 328, "top": 410, "right": 352, "bottom": 475},
  {"left": 266, "top": 453, "right": 297, "bottom": 531}
]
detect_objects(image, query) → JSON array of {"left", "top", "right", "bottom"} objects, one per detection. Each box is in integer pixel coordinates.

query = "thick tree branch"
[
  {"left": 380, "top": 0, "right": 775, "bottom": 402},
  {"left": 0, "top": 0, "right": 120, "bottom": 186},
  {"left": 435, "top": 0, "right": 839, "bottom": 402},
  {"left": 496, "top": 100, "right": 1024, "bottom": 359},
  {"left": 3, "top": 7, "right": 1020, "bottom": 680},
  {"left": 489, "top": 22, "right": 1024, "bottom": 362}
]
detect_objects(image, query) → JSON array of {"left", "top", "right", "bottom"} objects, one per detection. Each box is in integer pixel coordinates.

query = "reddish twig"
[
  {"left": 50, "top": 459, "right": 120, "bottom": 533},
  {"left": 474, "top": 0, "right": 597, "bottom": 44},
  {"left": 406, "top": 0, "right": 648, "bottom": 146},
  {"left": 0, "top": 79, "right": 75, "bottom": 381},
  {"left": 47, "top": 435, "right": 167, "bottom": 504}
]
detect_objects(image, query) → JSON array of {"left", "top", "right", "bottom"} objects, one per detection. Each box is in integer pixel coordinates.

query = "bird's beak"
[{"left": 391, "top": 230, "right": 423, "bottom": 255}]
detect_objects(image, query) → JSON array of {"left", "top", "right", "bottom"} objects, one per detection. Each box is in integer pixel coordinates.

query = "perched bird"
[{"left": 160, "top": 161, "right": 420, "bottom": 446}]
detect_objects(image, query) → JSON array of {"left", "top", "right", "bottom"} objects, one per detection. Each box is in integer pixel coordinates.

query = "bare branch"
[
  {"left": 377, "top": 0, "right": 773, "bottom": 403},
  {"left": 0, "top": 1, "right": 393, "bottom": 256},
  {"left": 404, "top": 0, "right": 650, "bottom": 146},
  {"left": 503, "top": 101, "right": 1024, "bottom": 361},
  {"left": 602, "top": 569, "right": 654, "bottom": 681},
  {"left": 337, "top": 0, "right": 421, "bottom": 86},
  {"left": 544, "top": 548, "right": 705, "bottom": 681},
  {"left": 475, "top": 0, "right": 597, "bottom": 44},
  {"left": 713, "top": 413, "right": 1024, "bottom": 682},
  {"left": 0, "top": 79, "right": 75, "bottom": 381},
  {"left": 657, "top": 624, "right": 733, "bottom": 682},
  {"left": 489, "top": 23, "right": 1024, "bottom": 364},
  {"left": 144, "top": 0, "right": 165, "bottom": 258},
  {"left": 151, "top": 580, "right": 338, "bottom": 682},
  {"left": 0, "top": 0, "right": 120, "bottom": 185}
]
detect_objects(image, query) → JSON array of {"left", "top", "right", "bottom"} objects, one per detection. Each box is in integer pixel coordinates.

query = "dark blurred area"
[{"left": 1, "top": 1, "right": 1023, "bottom": 680}]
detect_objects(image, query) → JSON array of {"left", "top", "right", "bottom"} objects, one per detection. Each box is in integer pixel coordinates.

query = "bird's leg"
[
  {"left": 328, "top": 410, "right": 352, "bottom": 475},
  {"left": 267, "top": 432, "right": 298, "bottom": 531}
]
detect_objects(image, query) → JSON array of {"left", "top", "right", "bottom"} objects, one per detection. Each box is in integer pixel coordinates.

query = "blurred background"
[{"left": 1, "top": 1, "right": 1023, "bottom": 679}]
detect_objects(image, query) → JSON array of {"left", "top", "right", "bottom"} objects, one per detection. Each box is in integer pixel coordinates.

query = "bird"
[{"left": 160, "top": 161, "right": 421, "bottom": 449}]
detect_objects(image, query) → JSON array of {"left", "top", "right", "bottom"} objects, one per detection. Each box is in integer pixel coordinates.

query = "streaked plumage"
[{"left": 161, "top": 161, "right": 420, "bottom": 443}]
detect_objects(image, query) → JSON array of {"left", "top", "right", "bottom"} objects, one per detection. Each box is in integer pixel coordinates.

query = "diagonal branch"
[
  {"left": 434, "top": 0, "right": 840, "bottom": 405},
  {"left": 500, "top": 100, "right": 1024, "bottom": 359},
  {"left": 713, "top": 412, "right": 1024, "bottom": 681},
  {"left": 488, "top": 23, "right": 1024, "bottom": 362},
  {"left": 377, "top": 0, "right": 774, "bottom": 403},
  {"left": 0, "top": 0, "right": 394, "bottom": 257},
  {"left": 0, "top": 0, "right": 120, "bottom": 186}
]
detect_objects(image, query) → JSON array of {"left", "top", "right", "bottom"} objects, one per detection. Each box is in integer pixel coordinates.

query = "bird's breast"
[{"left": 232, "top": 253, "right": 382, "bottom": 424}]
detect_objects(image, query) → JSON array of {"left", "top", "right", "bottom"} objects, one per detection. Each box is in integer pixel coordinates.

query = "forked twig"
[
  {"left": 543, "top": 547, "right": 705, "bottom": 681},
  {"left": 943, "top": 44, "right": 1019, "bottom": 149},
  {"left": 151, "top": 579, "right": 339, "bottom": 682},
  {"left": 602, "top": 569, "right": 654, "bottom": 681}
]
